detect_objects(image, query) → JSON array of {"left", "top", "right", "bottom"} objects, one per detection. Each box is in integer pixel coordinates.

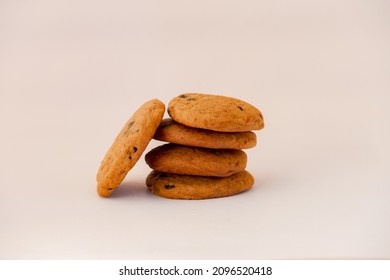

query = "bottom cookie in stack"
[{"left": 145, "top": 170, "right": 254, "bottom": 200}]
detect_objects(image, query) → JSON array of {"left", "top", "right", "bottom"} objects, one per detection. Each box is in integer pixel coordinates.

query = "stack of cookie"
[{"left": 145, "top": 93, "right": 264, "bottom": 200}]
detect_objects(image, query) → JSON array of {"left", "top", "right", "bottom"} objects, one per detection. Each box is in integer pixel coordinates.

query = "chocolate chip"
[
  {"left": 127, "top": 120, "right": 135, "bottom": 130},
  {"left": 164, "top": 184, "right": 175, "bottom": 190},
  {"left": 178, "top": 94, "right": 195, "bottom": 101},
  {"left": 237, "top": 105, "right": 244, "bottom": 111},
  {"left": 124, "top": 120, "right": 135, "bottom": 135},
  {"left": 133, "top": 147, "right": 138, "bottom": 153}
]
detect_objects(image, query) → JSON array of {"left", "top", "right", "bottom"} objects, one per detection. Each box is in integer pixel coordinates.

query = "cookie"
[
  {"left": 145, "top": 144, "right": 247, "bottom": 177},
  {"left": 168, "top": 93, "right": 264, "bottom": 132},
  {"left": 154, "top": 118, "right": 257, "bottom": 149},
  {"left": 96, "top": 99, "right": 165, "bottom": 197},
  {"left": 146, "top": 170, "right": 254, "bottom": 199}
]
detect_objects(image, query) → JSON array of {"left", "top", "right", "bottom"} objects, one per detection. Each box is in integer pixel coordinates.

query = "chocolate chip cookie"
[
  {"left": 96, "top": 99, "right": 165, "bottom": 197},
  {"left": 145, "top": 143, "right": 247, "bottom": 177},
  {"left": 146, "top": 170, "right": 254, "bottom": 199},
  {"left": 168, "top": 93, "right": 264, "bottom": 132},
  {"left": 154, "top": 118, "right": 257, "bottom": 149}
]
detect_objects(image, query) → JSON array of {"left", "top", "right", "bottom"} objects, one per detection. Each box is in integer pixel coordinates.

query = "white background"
[{"left": 1, "top": 0, "right": 389, "bottom": 259}]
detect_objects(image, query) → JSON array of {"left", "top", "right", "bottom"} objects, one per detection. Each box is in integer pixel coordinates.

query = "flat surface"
[{"left": 1, "top": 0, "right": 389, "bottom": 259}]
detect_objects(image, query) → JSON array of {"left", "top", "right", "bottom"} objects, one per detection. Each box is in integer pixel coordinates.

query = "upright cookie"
[
  {"left": 154, "top": 118, "right": 257, "bottom": 149},
  {"left": 96, "top": 99, "right": 165, "bottom": 197},
  {"left": 146, "top": 170, "right": 254, "bottom": 200},
  {"left": 145, "top": 144, "right": 247, "bottom": 177},
  {"left": 168, "top": 93, "right": 264, "bottom": 132}
]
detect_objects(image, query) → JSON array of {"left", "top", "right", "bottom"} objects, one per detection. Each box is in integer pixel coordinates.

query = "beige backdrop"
[{"left": 1, "top": 0, "right": 389, "bottom": 259}]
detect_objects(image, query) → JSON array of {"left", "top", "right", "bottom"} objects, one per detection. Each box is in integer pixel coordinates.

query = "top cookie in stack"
[
  {"left": 145, "top": 93, "right": 264, "bottom": 200},
  {"left": 168, "top": 93, "right": 264, "bottom": 132}
]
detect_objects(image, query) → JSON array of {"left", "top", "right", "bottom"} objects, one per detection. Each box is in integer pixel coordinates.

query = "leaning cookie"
[
  {"left": 168, "top": 93, "right": 264, "bottom": 132},
  {"left": 146, "top": 170, "right": 254, "bottom": 199},
  {"left": 96, "top": 99, "right": 165, "bottom": 197},
  {"left": 145, "top": 144, "right": 247, "bottom": 177},
  {"left": 154, "top": 118, "right": 257, "bottom": 149}
]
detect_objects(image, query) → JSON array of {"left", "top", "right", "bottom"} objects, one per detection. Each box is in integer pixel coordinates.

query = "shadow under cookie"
[{"left": 108, "top": 180, "right": 149, "bottom": 199}]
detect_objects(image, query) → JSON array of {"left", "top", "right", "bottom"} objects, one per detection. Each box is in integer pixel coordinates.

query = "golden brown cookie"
[
  {"left": 154, "top": 118, "right": 257, "bottom": 149},
  {"left": 96, "top": 99, "right": 165, "bottom": 197},
  {"left": 146, "top": 170, "right": 254, "bottom": 199},
  {"left": 168, "top": 93, "right": 264, "bottom": 132},
  {"left": 145, "top": 144, "right": 247, "bottom": 177}
]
